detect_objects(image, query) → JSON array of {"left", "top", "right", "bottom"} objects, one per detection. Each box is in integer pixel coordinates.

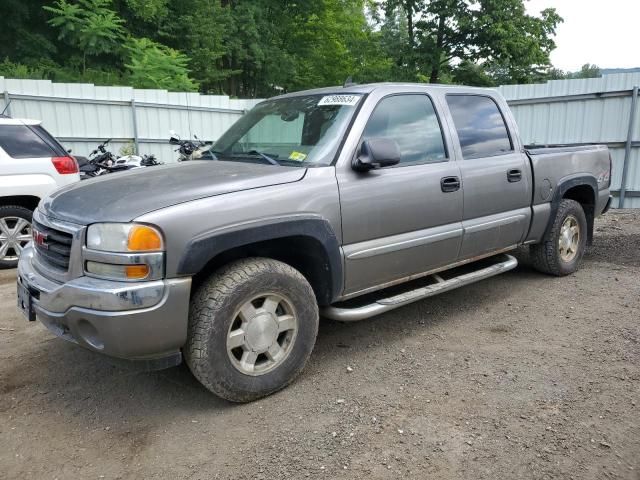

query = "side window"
[
  {"left": 446, "top": 94, "right": 513, "bottom": 159},
  {"left": 0, "top": 125, "right": 58, "bottom": 158},
  {"left": 362, "top": 94, "right": 447, "bottom": 165}
]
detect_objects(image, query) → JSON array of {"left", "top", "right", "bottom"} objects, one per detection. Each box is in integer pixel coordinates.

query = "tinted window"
[
  {"left": 362, "top": 94, "right": 447, "bottom": 165},
  {"left": 0, "top": 125, "right": 58, "bottom": 158},
  {"left": 446, "top": 95, "right": 513, "bottom": 159},
  {"left": 31, "top": 125, "right": 67, "bottom": 156}
]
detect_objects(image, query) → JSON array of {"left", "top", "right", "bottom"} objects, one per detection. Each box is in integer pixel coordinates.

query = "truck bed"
[{"left": 525, "top": 144, "right": 609, "bottom": 155}]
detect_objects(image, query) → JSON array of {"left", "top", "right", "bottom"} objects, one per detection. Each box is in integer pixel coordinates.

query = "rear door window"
[
  {"left": 446, "top": 95, "right": 513, "bottom": 159},
  {"left": 0, "top": 125, "right": 63, "bottom": 158}
]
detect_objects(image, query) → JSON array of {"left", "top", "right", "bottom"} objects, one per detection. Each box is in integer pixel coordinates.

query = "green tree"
[
  {"left": 44, "top": 0, "right": 126, "bottom": 73},
  {"left": 569, "top": 64, "right": 601, "bottom": 79},
  {"left": 0, "top": 0, "right": 566, "bottom": 95},
  {"left": 374, "top": 0, "right": 562, "bottom": 85},
  {"left": 154, "top": 0, "right": 231, "bottom": 93},
  {"left": 125, "top": 37, "right": 198, "bottom": 91}
]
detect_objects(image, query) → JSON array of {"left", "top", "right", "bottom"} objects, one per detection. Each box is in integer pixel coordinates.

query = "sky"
[{"left": 525, "top": 0, "right": 639, "bottom": 72}]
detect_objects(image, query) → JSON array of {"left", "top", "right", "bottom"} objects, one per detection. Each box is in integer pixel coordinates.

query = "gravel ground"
[{"left": 0, "top": 210, "right": 638, "bottom": 480}]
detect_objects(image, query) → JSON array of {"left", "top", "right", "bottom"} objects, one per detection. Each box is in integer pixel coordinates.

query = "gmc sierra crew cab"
[{"left": 17, "top": 83, "right": 613, "bottom": 402}]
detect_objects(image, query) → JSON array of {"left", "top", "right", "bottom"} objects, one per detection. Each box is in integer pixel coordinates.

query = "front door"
[
  {"left": 445, "top": 94, "right": 532, "bottom": 259},
  {"left": 337, "top": 93, "right": 463, "bottom": 296}
]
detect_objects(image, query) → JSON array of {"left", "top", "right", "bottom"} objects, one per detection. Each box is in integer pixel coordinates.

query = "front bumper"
[{"left": 18, "top": 246, "right": 191, "bottom": 364}]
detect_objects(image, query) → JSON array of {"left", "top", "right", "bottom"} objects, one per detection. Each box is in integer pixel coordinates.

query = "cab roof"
[
  {"left": 0, "top": 116, "right": 42, "bottom": 126},
  {"left": 271, "top": 82, "right": 497, "bottom": 100}
]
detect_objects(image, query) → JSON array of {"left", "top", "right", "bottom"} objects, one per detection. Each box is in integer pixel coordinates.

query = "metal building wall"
[
  {"left": 0, "top": 77, "right": 261, "bottom": 164},
  {"left": 498, "top": 73, "right": 640, "bottom": 208}
]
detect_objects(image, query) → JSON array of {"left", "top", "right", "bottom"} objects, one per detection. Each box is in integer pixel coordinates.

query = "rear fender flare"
[{"left": 544, "top": 175, "right": 598, "bottom": 243}]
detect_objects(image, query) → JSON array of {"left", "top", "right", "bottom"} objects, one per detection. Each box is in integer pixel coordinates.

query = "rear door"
[
  {"left": 444, "top": 94, "right": 532, "bottom": 259},
  {"left": 337, "top": 93, "right": 463, "bottom": 296}
]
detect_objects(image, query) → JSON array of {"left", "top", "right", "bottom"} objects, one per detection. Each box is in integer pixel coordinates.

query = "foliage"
[
  {"left": 119, "top": 141, "right": 136, "bottom": 156},
  {"left": 372, "top": 0, "right": 562, "bottom": 85},
  {"left": 44, "top": 0, "right": 126, "bottom": 72},
  {"left": 0, "top": 0, "right": 573, "bottom": 95},
  {"left": 0, "top": 59, "right": 46, "bottom": 80},
  {"left": 125, "top": 37, "right": 198, "bottom": 91},
  {"left": 543, "top": 64, "right": 601, "bottom": 81},
  {"left": 568, "top": 64, "right": 601, "bottom": 79}
]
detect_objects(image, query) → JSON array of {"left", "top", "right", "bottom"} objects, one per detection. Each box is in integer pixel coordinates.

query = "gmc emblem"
[{"left": 33, "top": 229, "right": 49, "bottom": 250}]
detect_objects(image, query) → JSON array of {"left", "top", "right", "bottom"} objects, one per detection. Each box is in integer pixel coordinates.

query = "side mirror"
[{"left": 352, "top": 138, "right": 401, "bottom": 172}]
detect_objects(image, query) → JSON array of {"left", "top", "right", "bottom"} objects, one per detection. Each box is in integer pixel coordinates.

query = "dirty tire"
[
  {"left": 530, "top": 199, "right": 587, "bottom": 276},
  {"left": 185, "top": 257, "right": 319, "bottom": 402},
  {"left": 0, "top": 205, "right": 33, "bottom": 269}
]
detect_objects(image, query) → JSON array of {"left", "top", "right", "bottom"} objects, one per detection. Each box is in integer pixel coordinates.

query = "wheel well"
[
  {"left": 563, "top": 185, "right": 595, "bottom": 244},
  {"left": 192, "top": 236, "right": 336, "bottom": 306},
  {"left": 0, "top": 195, "right": 40, "bottom": 211}
]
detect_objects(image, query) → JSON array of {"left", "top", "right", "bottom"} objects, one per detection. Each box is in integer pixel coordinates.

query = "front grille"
[{"left": 32, "top": 219, "right": 73, "bottom": 271}]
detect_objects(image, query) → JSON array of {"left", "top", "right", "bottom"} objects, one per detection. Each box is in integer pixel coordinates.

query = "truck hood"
[{"left": 42, "top": 161, "right": 307, "bottom": 224}]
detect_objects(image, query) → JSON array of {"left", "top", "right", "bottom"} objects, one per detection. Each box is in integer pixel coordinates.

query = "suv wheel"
[
  {"left": 185, "top": 258, "right": 319, "bottom": 402},
  {"left": 530, "top": 199, "right": 587, "bottom": 276},
  {"left": 0, "top": 206, "right": 33, "bottom": 269}
]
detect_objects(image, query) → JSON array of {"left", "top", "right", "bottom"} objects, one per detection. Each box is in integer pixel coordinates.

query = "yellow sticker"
[{"left": 289, "top": 151, "right": 307, "bottom": 162}]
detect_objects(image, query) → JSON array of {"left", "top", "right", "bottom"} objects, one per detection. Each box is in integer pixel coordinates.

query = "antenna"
[
  {"left": 343, "top": 76, "right": 355, "bottom": 87},
  {"left": 1, "top": 99, "right": 11, "bottom": 116}
]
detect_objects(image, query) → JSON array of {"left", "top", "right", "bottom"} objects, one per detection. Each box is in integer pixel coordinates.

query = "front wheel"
[
  {"left": 185, "top": 258, "right": 319, "bottom": 402},
  {"left": 530, "top": 199, "right": 587, "bottom": 276},
  {"left": 0, "top": 205, "right": 33, "bottom": 269}
]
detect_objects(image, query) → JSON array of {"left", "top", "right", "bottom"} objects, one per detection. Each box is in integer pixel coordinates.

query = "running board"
[{"left": 322, "top": 254, "right": 518, "bottom": 322}]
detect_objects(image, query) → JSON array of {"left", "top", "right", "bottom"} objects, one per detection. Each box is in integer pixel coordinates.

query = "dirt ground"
[{"left": 0, "top": 210, "right": 638, "bottom": 480}]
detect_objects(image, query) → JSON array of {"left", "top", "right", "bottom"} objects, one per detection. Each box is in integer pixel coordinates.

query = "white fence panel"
[
  {"left": 498, "top": 72, "right": 640, "bottom": 208},
  {"left": 0, "top": 77, "right": 262, "bottom": 164},
  {"left": 2, "top": 74, "right": 639, "bottom": 207}
]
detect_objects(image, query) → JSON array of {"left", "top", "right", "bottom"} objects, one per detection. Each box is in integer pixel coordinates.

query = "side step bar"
[{"left": 322, "top": 254, "right": 518, "bottom": 322}]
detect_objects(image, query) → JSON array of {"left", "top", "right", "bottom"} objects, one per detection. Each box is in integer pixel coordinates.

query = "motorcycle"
[
  {"left": 78, "top": 140, "right": 163, "bottom": 180},
  {"left": 114, "top": 153, "right": 163, "bottom": 168},
  {"left": 77, "top": 139, "right": 115, "bottom": 179},
  {"left": 169, "top": 130, "right": 213, "bottom": 162}
]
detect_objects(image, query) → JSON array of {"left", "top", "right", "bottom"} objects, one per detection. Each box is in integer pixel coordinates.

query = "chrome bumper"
[{"left": 18, "top": 246, "right": 191, "bottom": 363}]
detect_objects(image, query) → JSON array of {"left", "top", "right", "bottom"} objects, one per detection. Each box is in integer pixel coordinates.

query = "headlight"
[
  {"left": 84, "top": 223, "right": 164, "bottom": 281},
  {"left": 86, "top": 223, "right": 163, "bottom": 252}
]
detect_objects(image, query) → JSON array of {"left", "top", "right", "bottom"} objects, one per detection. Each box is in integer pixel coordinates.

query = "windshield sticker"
[
  {"left": 289, "top": 151, "right": 307, "bottom": 162},
  {"left": 318, "top": 95, "right": 361, "bottom": 107}
]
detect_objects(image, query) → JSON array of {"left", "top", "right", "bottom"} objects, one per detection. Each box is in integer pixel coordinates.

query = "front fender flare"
[{"left": 176, "top": 217, "right": 343, "bottom": 303}]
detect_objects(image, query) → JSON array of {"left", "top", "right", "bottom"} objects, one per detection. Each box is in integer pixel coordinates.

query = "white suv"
[{"left": 0, "top": 117, "right": 80, "bottom": 268}]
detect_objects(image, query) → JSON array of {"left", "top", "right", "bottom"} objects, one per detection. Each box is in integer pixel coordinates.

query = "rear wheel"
[
  {"left": 185, "top": 258, "right": 319, "bottom": 402},
  {"left": 0, "top": 206, "right": 33, "bottom": 269},
  {"left": 530, "top": 199, "right": 587, "bottom": 276}
]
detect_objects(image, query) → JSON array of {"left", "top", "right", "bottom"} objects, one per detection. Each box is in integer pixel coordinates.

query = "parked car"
[
  {"left": 0, "top": 117, "right": 79, "bottom": 268},
  {"left": 17, "top": 84, "right": 612, "bottom": 402}
]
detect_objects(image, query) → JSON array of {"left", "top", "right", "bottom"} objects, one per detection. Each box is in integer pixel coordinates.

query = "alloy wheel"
[
  {"left": 226, "top": 293, "right": 298, "bottom": 376},
  {"left": 558, "top": 215, "right": 580, "bottom": 263},
  {"left": 0, "top": 217, "right": 32, "bottom": 262}
]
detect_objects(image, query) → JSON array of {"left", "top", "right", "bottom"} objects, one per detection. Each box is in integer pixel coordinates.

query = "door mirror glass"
[{"left": 352, "top": 138, "right": 401, "bottom": 172}]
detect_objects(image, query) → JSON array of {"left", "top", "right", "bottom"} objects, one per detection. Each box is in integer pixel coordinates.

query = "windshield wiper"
[{"left": 244, "top": 150, "right": 281, "bottom": 166}]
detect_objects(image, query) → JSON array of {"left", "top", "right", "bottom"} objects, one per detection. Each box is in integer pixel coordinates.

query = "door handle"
[
  {"left": 440, "top": 176, "right": 461, "bottom": 192},
  {"left": 507, "top": 169, "right": 522, "bottom": 182}
]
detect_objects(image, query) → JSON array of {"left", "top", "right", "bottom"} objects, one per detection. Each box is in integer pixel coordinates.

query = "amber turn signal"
[
  {"left": 125, "top": 264, "right": 150, "bottom": 279},
  {"left": 127, "top": 225, "right": 163, "bottom": 251}
]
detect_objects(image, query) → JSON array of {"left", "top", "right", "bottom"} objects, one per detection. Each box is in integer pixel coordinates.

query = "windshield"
[{"left": 211, "top": 93, "right": 364, "bottom": 167}]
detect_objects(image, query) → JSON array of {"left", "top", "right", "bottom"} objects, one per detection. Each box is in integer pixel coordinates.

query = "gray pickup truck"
[{"left": 17, "top": 83, "right": 612, "bottom": 402}]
